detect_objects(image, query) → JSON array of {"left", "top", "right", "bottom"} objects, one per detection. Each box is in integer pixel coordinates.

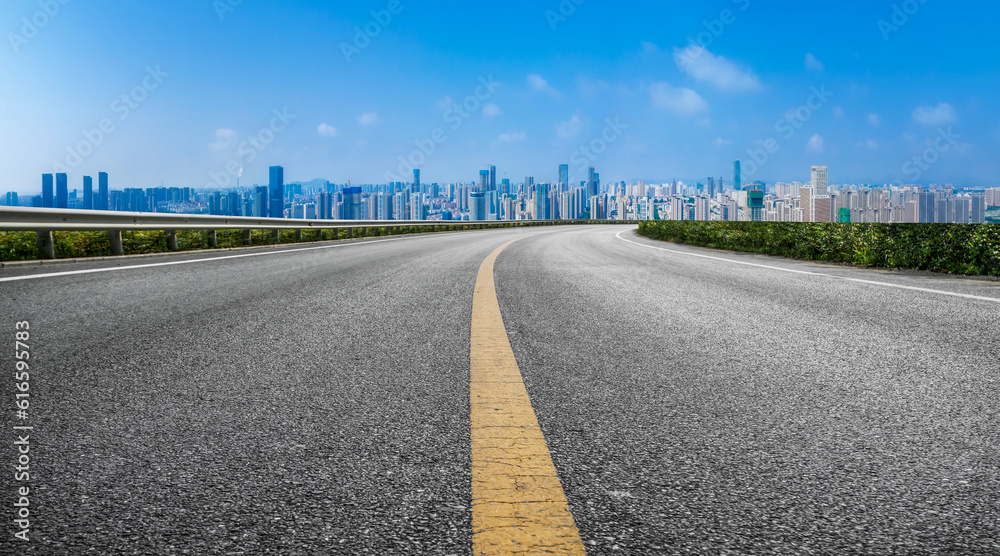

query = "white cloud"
[
  {"left": 867, "top": 113, "right": 881, "bottom": 126},
  {"left": 805, "top": 53, "right": 825, "bottom": 72},
  {"left": 712, "top": 138, "right": 732, "bottom": 148},
  {"left": 498, "top": 131, "right": 527, "bottom": 142},
  {"left": 641, "top": 41, "right": 659, "bottom": 54},
  {"left": 527, "top": 74, "right": 561, "bottom": 98},
  {"left": 834, "top": 106, "right": 845, "bottom": 119},
  {"left": 577, "top": 75, "right": 611, "bottom": 99},
  {"left": 358, "top": 112, "right": 381, "bottom": 125},
  {"left": 649, "top": 82, "right": 709, "bottom": 115},
  {"left": 556, "top": 115, "right": 584, "bottom": 140},
  {"left": 210, "top": 128, "right": 239, "bottom": 152},
  {"left": 436, "top": 96, "right": 455, "bottom": 112},
  {"left": 806, "top": 134, "right": 824, "bottom": 153},
  {"left": 857, "top": 139, "right": 879, "bottom": 150},
  {"left": 673, "top": 47, "right": 760, "bottom": 92},
  {"left": 317, "top": 123, "right": 338, "bottom": 137},
  {"left": 482, "top": 103, "right": 502, "bottom": 117},
  {"left": 913, "top": 103, "right": 957, "bottom": 126}
]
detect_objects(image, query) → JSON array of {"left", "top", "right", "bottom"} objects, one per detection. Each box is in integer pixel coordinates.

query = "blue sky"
[{"left": 1, "top": 0, "right": 998, "bottom": 193}]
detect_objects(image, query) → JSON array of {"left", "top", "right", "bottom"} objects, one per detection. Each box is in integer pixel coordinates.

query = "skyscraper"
[
  {"left": 587, "top": 167, "right": 597, "bottom": 198},
  {"left": 413, "top": 169, "right": 421, "bottom": 192},
  {"left": 254, "top": 186, "right": 269, "bottom": 217},
  {"left": 469, "top": 191, "right": 486, "bottom": 221},
  {"left": 811, "top": 166, "right": 829, "bottom": 196},
  {"left": 83, "top": 176, "right": 93, "bottom": 210},
  {"left": 748, "top": 190, "right": 765, "bottom": 222},
  {"left": 707, "top": 177, "right": 716, "bottom": 198},
  {"left": 733, "top": 161, "right": 742, "bottom": 192},
  {"left": 269, "top": 166, "right": 284, "bottom": 218},
  {"left": 489, "top": 165, "right": 496, "bottom": 191},
  {"left": 42, "top": 174, "right": 54, "bottom": 208},
  {"left": 479, "top": 170, "right": 489, "bottom": 191},
  {"left": 342, "top": 186, "right": 362, "bottom": 220},
  {"left": 559, "top": 164, "right": 569, "bottom": 190},
  {"left": 56, "top": 173, "right": 68, "bottom": 209},
  {"left": 98, "top": 172, "right": 109, "bottom": 211}
]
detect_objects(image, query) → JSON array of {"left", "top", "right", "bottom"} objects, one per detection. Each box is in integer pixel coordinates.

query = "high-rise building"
[
  {"left": 489, "top": 165, "right": 496, "bottom": 191},
  {"left": 42, "top": 174, "right": 54, "bottom": 208},
  {"left": 269, "top": 166, "right": 284, "bottom": 218},
  {"left": 479, "top": 170, "right": 489, "bottom": 191},
  {"left": 5, "top": 192, "right": 19, "bottom": 206},
  {"left": 469, "top": 191, "right": 486, "bottom": 221},
  {"left": 800, "top": 187, "right": 813, "bottom": 222},
  {"left": 254, "top": 186, "right": 269, "bottom": 217},
  {"left": 413, "top": 169, "right": 421, "bottom": 192},
  {"left": 733, "top": 161, "right": 742, "bottom": 192},
  {"left": 811, "top": 166, "right": 829, "bottom": 196},
  {"left": 970, "top": 194, "right": 986, "bottom": 224},
  {"left": 98, "top": 172, "right": 109, "bottom": 211},
  {"left": 56, "top": 173, "right": 68, "bottom": 209},
  {"left": 813, "top": 196, "right": 833, "bottom": 223},
  {"left": 748, "top": 190, "right": 765, "bottom": 222},
  {"left": 707, "top": 177, "right": 716, "bottom": 198},
  {"left": 342, "top": 186, "right": 362, "bottom": 220},
  {"left": 83, "top": 176, "right": 93, "bottom": 210},
  {"left": 587, "top": 167, "right": 597, "bottom": 198},
  {"left": 559, "top": 164, "right": 569, "bottom": 190}
]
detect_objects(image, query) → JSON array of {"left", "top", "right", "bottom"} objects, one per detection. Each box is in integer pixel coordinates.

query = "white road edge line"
[
  {"left": 616, "top": 229, "right": 1000, "bottom": 304},
  {"left": 0, "top": 235, "right": 424, "bottom": 283}
]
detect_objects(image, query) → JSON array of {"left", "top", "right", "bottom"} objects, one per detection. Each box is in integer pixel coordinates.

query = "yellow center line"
[{"left": 470, "top": 239, "right": 586, "bottom": 555}]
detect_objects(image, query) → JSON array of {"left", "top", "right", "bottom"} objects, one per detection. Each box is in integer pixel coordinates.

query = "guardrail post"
[
  {"left": 109, "top": 231, "right": 124, "bottom": 256},
  {"left": 295, "top": 229, "right": 302, "bottom": 242},
  {"left": 315, "top": 229, "right": 324, "bottom": 241},
  {"left": 243, "top": 230, "right": 252, "bottom": 245},
  {"left": 166, "top": 231, "right": 179, "bottom": 251},
  {"left": 348, "top": 227, "right": 354, "bottom": 239},
  {"left": 272, "top": 229, "right": 280, "bottom": 243},
  {"left": 207, "top": 230, "right": 218, "bottom": 248},
  {"left": 35, "top": 231, "right": 55, "bottom": 260}
]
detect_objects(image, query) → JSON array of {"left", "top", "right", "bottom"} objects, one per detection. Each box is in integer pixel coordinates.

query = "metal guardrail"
[{"left": 0, "top": 207, "right": 638, "bottom": 259}]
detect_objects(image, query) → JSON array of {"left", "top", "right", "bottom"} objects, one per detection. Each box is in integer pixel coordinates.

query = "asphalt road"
[{"left": 2, "top": 225, "right": 998, "bottom": 555}]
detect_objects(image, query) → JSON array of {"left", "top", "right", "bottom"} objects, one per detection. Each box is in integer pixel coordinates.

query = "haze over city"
[{"left": 3, "top": 0, "right": 999, "bottom": 192}]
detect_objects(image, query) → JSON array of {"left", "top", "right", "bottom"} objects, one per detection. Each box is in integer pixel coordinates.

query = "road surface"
[{"left": 2, "top": 225, "right": 998, "bottom": 554}]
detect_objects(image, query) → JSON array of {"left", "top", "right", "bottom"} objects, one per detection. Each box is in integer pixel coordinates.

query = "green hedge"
[
  {"left": 637, "top": 221, "right": 1000, "bottom": 276},
  {"left": 0, "top": 222, "right": 589, "bottom": 262}
]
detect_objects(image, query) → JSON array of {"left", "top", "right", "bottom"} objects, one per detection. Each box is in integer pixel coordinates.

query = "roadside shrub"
[{"left": 637, "top": 222, "right": 1000, "bottom": 277}]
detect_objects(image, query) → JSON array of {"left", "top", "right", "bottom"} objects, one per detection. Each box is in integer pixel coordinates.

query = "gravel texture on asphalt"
[
  {"left": 2, "top": 225, "right": 998, "bottom": 555},
  {"left": 1, "top": 230, "right": 534, "bottom": 555},
  {"left": 495, "top": 226, "right": 1000, "bottom": 555}
]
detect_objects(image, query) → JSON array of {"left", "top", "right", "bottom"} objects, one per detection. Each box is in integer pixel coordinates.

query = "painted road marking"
[
  {"left": 617, "top": 229, "right": 1000, "bottom": 304},
  {"left": 0, "top": 234, "right": 439, "bottom": 284},
  {"left": 471, "top": 240, "right": 586, "bottom": 555}
]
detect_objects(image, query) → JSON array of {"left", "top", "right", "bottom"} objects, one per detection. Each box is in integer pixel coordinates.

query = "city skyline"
[{"left": 2, "top": 2, "right": 999, "bottom": 192}]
